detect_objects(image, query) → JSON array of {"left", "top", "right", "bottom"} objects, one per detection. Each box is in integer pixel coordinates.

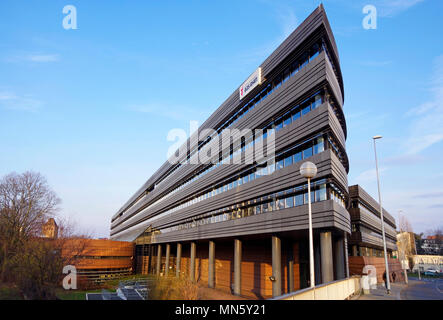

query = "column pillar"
[
  {"left": 288, "top": 243, "right": 294, "bottom": 293},
  {"left": 165, "top": 243, "right": 171, "bottom": 277},
  {"left": 208, "top": 241, "right": 215, "bottom": 288},
  {"left": 156, "top": 244, "right": 162, "bottom": 277},
  {"left": 190, "top": 242, "right": 196, "bottom": 282},
  {"left": 272, "top": 236, "right": 282, "bottom": 297},
  {"left": 176, "top": 243, "right": 182, "bottom": 278},
  {"left": 233, "top": 239, "right": 242, "bottom": 296},
  {"left": 320, "top": 231, "right": 334, "bottom": 283},
  {"left": 334, "top": 236, "right": 345, "bottom": 280},
  {"left": 344, "top": 232, "right": 350, "bottom": 278}
]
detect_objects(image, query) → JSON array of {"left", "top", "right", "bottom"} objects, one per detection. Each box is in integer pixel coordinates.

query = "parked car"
[{"left": 424, "top": 269, "right": 439, "bottom": 276}]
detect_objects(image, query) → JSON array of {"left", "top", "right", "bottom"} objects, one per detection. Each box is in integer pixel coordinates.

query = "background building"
[
  {"left": 347, "top": 185, "right": 403, "bottom": 283},
  {"left": 42, "top": 218, "right": 59, "bottom": 239},
  {"left": 61, "top": 238, "right": 134, "bottom": 286},
  {"left": 110, "top": 5, "right": 351, "bottom": 299}
]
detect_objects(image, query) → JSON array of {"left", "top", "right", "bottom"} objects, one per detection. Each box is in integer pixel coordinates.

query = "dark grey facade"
[
  {"left": 348, "top": 184, "right": 397, "bottom": 257},
  {"left": 110, "top": 5, "right": 351, "bottom": 298}
]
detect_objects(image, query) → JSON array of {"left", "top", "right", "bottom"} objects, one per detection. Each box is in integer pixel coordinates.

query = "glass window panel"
[
  {"left": 292, "top": 110, "right": 301, "bottom": 122},
  {"left": 276, "top": 121, "right": 283, "bottom": 131},
  {"left": 315, "top": 184, "right": 327, "bottom": 202},
  {"left": 233, "top": 180, "right": 237, "bottom": 188},
  {"left": 243, "top": 174, "right": 249, "bottom": 184},
  {"left": 256, "top": 205, "right": 261, "bottom": 214},
  {"left": 283, "top": 116, "right": 291, "bottom": 127},
  {"left": 249, "top": 172, "right": 255, "bottom": 181},
  {"left": 268, "top": 163, "right": 275, "bottom": 175},
  {"left": 285, "top": 196, "right": 294, "bottom": 208},
  {"left": 314, "top": 137, "right": 325, "bottom": 154},
  {"left": 312, "top": 94, "right": 322, "bottom": 109},
  {"left": 301, "top": 105, "right": 311, "bottom": 115},
  {"left": 276, "top": 159, "right": 284, "bottom": 170},
  {"left": 303, "top": 147, "right": 313, "bottom": 159},
  {"left": 295, "top": 194, "right": 304, "bottom": 206},
  {"left": 294, "top": 152, "right": 302, "bottom": 163},
  {"left": 284, "top": 155, "right": 293, "bottom": 167}
]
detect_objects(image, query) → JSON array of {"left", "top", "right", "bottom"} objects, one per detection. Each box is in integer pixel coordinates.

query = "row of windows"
[
  {"left": 114, "top": 38, "right": 336, "bottom": 223},
  {"left": 113, "top": 88, "right": 331, "bottom": 228},
  {"left": 157, "top": 180, "right": 346, "bottom": 234},
  {"left": 112, "top": 134, "right": 333, "bottom": 234},
  {"left": 155, "top": 39, "right": 328, "bottom": 186},
  {"left": 350, "top": 246, "right": 388, "bottom": 258}
]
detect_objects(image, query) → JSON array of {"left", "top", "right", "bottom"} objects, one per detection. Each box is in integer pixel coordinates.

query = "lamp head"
[
  {"left": 300, "top": 161, "right": 317, "bottom": 179},
  {"left": 373, "top": 135, "right": 383, "bottom": 140}
]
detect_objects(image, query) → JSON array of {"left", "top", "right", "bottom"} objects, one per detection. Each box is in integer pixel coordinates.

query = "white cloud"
[
  {"left": 355, "top": 167, "right": 388, "bottom": 183},
  {"left": 404, "top": 54, "right": 443, "bottom": 154},
  {"left": 27, "top": 54, "right": 59, "bottom": 62},
  {"left": 373, "top": 0, "right": 425, "bottom": 17},
  {"left": 128, "top": 102, "right": 209, "bottom": 121},
  {"left": 0, "top": 91, "right": 43, "bottom": 112},
  {"left": 5, "top": 53, "right": 60, "bottom": 63}
]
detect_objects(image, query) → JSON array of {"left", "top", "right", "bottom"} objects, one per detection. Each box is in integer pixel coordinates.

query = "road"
[{"left": 400, "top": 279, "right": 443, "bottom": 300}]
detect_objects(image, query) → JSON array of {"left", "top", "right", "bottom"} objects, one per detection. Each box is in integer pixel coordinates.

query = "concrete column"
[
  {"left": 190, "top": 242, "right": 196, "bottom": 282},
  {"left": 334, "top": 236, "right": 345, "bottom": 280},
  {"left": 272, "top": 236, "right": 282, "bottom": 297},
  {"left": 352, "top": 245, "right": 358, "bottom": 257},
  {"left": 288, "top": 244, "right": 294, "bottom": 293},
  {"left": 165, "top": 243, "right": 171, "bottom": 277},
  {"left": 344, "top": 232, "right": 350, "bottom": 278},
  {"left": 208, "top": 241, "right": 215, "bottom": 288},
  {"left": 156, "top": 244, "right": 162, "bottom": 277},
  {"left": 320, "top": 232, "right": 334, "bottom": 283},
  {"left": 233, "top": 239, "right": 242, "bottom": 296},
  {"left": 176, "top": 243, "right": 182, "bottom": 278}
]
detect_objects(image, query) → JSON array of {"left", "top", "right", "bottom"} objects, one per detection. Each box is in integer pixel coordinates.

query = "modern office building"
[
  {"left": 347, "top": 185, "right": 403, "bottom": 283},
  {"left": 110, "top": 5, "right": 350, "bottom": 298}
]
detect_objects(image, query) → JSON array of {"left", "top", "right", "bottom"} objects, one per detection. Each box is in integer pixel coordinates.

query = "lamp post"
[
  {"left": 300, "top": 161, "right": 318, "bottom": 289},
  {"left": 373, "top": 135, "right": 391, "bottom": 294}
]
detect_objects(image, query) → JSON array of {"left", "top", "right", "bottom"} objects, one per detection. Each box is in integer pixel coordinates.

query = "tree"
[
  {"left": 398, "top": 215, "right": 413, "bottom": 233},
  {"left": 0, "top": 171, "right": 60, "bottom": 282}
]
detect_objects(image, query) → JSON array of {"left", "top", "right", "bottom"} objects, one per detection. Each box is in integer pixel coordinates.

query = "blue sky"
[{"left": 0, "top": 0, "right": 442, "bottom": 237}]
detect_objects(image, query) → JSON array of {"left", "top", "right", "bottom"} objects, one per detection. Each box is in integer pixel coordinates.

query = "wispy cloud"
[
  {"left": 0, "top": 90, "right": 43, "bottom": 112},
  {"left": 413, "top": 192, "right": 443, "bottom": 199},
  {"left": 128, "top": 102, "right": 209, "bottom": 121},
  {"left": 358, "top": 60, "right": 393, "bottom": 67},
  {"left": 5, "top": 53, "right": 60, "bottom": 63},
  {"left": 27, "top": 54, "right": 59, "bottom": 62},
  {"left": 236, "top": 2, "right": 298, "bottom": 65},
  {"left": 355, "top": 167, "right": 388, "bottom": 183},
  {"left": 403, "top": 54, "right": 443, "bottom": 154},
  {"left": 376, "top": 0, "right": 425, "bottom": 18}
]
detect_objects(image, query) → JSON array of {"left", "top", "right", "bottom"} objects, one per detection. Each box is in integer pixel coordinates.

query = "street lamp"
[
  {"left": 300, "top": 161, "right": 318, "bottom": 289},
  {"left": 373, "top": 135, "right": 391, "bottom": 294}
]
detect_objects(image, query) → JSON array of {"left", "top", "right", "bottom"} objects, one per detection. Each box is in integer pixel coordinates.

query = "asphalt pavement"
[{"left": 358, "top": 279, "right": 443, "bottom": 300}]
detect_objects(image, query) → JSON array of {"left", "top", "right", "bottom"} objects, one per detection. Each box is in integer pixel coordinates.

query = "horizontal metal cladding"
[
  {"left": 360, "top": 231, "right": 397, "bottom": 251},
  {"left": 111, "top": 53, "right": 345, "bottom": 230},
  {"left": 112, "top": 6, "right": 343, "bottom": 220},
  {"left": 111, "top": 150, "right": 348, "bottom": 237},
  {"left": 151, "top": 200, "right": 350, "bottom": 244},
  {"left": 349, "top": 185, "right": 395, "bottom": 227},
  {"left": 357, "top": 209, "right": 397, "bottom": 240},
  {"left": 110, "top": 100, "right": 347, "bottom": 233}
]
